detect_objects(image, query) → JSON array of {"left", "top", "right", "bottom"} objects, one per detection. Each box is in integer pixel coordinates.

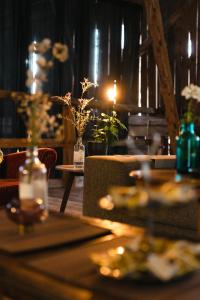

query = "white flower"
[
  {"left": 25, "top": 70, "right": 43, "bottom": 90},
  {"left": 147, "top": 253, "right": 178, "bottom": 281},
  {"left": 15, "top": 38, "right": 69, "bottom": 145},
  {"left": 78, "top": 98, "right": 93, "bottom": 110},
  {"left": 37, "top": 38, "right": 51, "bottom": 53},
  {"left": 80, "top": 78, "right": 98, "bottom": 94},
  {"left": 25, "top": 70, "right": 34, "bottom": 87},
  {"left": 56, "top": 78, "right": 96, "bottom": 136},
  {"left": 28, "top": 42, "right": 37, "bottom": 53},
  {"left": 36, "top": 57, "right": 53, "bottom": 70},
  {"left": 36, "top": 57, "right": 47, "bottom": 68},
  {"left": 181, "top": 84, "right": 200, "bottom": 102},
  {"left": 29, "top": 39, "right": 51, "bottom": 54},
  {"left": 36, "top": 70, "right": 47, "bottom": 82},
  {"left": 52, "top": 43, "right": 69, "bottom": 62}
]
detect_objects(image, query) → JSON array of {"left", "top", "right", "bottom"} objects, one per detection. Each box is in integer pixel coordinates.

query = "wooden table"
[
  {"left": 1, "top": 211, "right": 200, "bottom": 300},
  {"left": 130, "top": 169, "right": 200, "bottom": 187},
  {"left": 56, "top": 165, "right": 84, "bottom": 213}
]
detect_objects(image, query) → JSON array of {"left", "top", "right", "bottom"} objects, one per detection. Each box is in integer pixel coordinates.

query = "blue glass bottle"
[{"left": 176, "top": 122, "right": 200, "bottom": 175}]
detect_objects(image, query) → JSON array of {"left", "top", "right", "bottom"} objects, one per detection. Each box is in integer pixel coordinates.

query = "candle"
[{"left": 107, "top": 80, "right": 117, "bottom": 105}]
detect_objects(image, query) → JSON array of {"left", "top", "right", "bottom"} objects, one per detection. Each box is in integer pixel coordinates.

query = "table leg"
[{"left": 60, "top": 173, "right": 75, "bottom": 213}]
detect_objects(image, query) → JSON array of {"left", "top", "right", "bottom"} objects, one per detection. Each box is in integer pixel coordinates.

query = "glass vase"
[
  {"left": 18, "top": 146, "right": 48, "bottom": 227},
  {"left": 73, "top": 136, "right": 85, "bottom": 168},
  {"left": 176, "top": 122, "right": 200, "bottom": 175},
  {"left": 0, "top": 148, "right": 3, "bottom": 164}
]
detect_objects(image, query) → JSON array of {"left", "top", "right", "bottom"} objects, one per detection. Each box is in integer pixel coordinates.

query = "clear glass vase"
[
  {"left": 18, "top": 146, "right": 48, "bottom": 226},
  {"left": 176, "top": 122, "right": 200, "bottom": 175},
  {"left": 73, "top": 136, "right": 85, "bottom": 168},
  {"left": 0, "top": 148, "right": 3, "bottom": 164}
]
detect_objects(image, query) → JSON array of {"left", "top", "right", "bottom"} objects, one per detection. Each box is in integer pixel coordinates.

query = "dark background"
[{"left": 0, "top": 0, "right": 142, "bottom": 138}]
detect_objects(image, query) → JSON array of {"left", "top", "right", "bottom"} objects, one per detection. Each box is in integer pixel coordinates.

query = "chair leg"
[{"left": 60, "top": 173, "right": 75, "bottom": 213}]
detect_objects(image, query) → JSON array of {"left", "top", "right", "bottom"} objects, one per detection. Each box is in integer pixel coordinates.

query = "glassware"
[
  {"left": 17, "top": 147, "right": 48, "bottom": 229},
  {"left": 73, "top": 136, "right": 85, "bottom": 168},
  {"left": 0, "top": 148, "right": 3, "bottom": 164},
  {"left": 176, "top": 122, "right": 200, "bottom": 175}
]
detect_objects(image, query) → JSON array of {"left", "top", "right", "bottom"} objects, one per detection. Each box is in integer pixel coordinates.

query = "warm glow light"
[
  {"left": 100, "top": 266, "right": 111, "bottom": 276},
  {"left": 107, "top": 80, "right": 117, "bottom": 104},
  {"left": 107, "top": 88, "right": 115, "bottom": 102},
  {"left": 117, "top": 246, "right": 125, "bottom": 255},
  {"left": 99, "top": 196, "right": 114, "bottom": 211},
  {"left": 112, "top": 269, "right": 120, "bottom": 278}
]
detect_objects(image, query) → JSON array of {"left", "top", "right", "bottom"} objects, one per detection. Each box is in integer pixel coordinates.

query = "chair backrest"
[{"left": 0, "top": 148, "right": 57, "bottom": 179}]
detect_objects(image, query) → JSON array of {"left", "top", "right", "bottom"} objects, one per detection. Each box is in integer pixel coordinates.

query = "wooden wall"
[
  {"left": 139, "top": 9, "right": 160, "bottom": 110},
  {"left": 165, "top": 0, "right": 200, "bottom": 115},
  {"left": 140, "top": 0, "right": 200, "bottom": 116}
]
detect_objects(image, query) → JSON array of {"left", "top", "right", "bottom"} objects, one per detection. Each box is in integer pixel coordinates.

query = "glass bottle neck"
[
  {"left": 77, "top": 136, "right": 83, "bottom": 145},
  {"left": 180, "top": 122, "right": 195, "bottom": 134},
  {"left": 26, "top": 146, "right": 40, "bottom": 164}
]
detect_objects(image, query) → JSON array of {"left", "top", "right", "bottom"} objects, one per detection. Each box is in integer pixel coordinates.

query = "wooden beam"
[{"left": 144, "top": 0, "right": 179, "bottom": 153}]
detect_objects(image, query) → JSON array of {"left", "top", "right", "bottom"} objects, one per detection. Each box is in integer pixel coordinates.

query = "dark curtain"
[
  {"left": 51, "top": 0, "right": 93, "bottom": 97},
  {"left": 0, "top": 0, "right": 142, "bottom": 138},
  {"left": 0, "top": 0, "right": 31, "bottom": 137},
  {"left": 49, "top": 0, "right": 142, "bottom": 102},
  {"left": 121, "top": 5, "right": 141, "bottom": 104},
  {"left": 30, "top": 0, "right": 93, "bottom": 96},
  {"left": 88, "top": 0, "right": 142, "bottom": 104},
  {"left": 0, "top": 0, "right": 31, "bottom": 92}
]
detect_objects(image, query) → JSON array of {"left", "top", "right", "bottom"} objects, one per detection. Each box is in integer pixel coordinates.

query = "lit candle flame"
[{"left": 107, "top": 80, "right": 117, "bottom": 105}]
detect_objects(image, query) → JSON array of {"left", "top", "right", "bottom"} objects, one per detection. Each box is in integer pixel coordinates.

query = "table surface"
[
  {"left": 56, "top": 164, "right": 84, "bottom": 173},
  {"left": 130, "top": 169, "right": 200, "bottom": 186},
  {"left": 1, "top": 211, "right": 200, "bottom": 300}
]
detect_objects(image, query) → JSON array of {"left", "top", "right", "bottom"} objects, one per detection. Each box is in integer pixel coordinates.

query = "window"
[
  {"left": 29, "top": 41, "right": 39, "bottom": 94},
  {"left": 93, "top": 26, "right": 100, "bottom": 85}
]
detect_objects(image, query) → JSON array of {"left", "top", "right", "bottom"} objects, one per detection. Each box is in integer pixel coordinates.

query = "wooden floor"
[{"left": 48, "top": 178, "right": 83, "bottom": 216}]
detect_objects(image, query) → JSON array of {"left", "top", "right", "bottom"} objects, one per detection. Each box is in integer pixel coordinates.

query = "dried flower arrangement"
[
  {"left": 12, "top": 38, "right": 68, "bottom": 146},
  {"left": 57, "top": 78, "right": 97, "bottom": 137}
]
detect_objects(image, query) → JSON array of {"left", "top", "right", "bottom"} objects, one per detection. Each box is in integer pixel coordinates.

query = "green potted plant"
[{"left": 87, "top": 110, "right": 127, "bottom": 156}]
